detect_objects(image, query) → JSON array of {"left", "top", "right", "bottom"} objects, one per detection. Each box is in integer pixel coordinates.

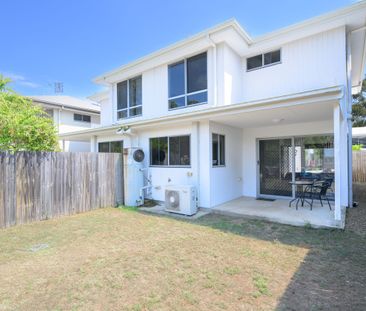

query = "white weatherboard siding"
[
  {"left": 209, "top": 122, "right": 243, "bottom": 207},
  {"left": 242, "top": 27, "right": 347, "bottom": 102},
  {"left": 100, "top": 96, "right": 113, "bottom": 126}
]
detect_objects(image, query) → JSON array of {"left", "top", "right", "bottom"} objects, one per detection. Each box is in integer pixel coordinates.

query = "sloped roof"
[{"left": 30, "top": 95, "right": 100, "bottom": 113}]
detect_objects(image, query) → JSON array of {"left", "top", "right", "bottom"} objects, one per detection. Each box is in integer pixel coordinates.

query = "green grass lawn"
[{"left": 0, "top": 207, "right": 365, "bottom": 310}]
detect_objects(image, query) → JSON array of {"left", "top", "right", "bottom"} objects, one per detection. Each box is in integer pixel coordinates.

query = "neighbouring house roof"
[
  {"left": 93, "top": 1, "right": 366, "bottom": 92},
  {"left": 87, "top": 90, "right": 109, "bottom": 103},
  {"left": 30, "top": 95, "right": 101, "bottom": 114}
]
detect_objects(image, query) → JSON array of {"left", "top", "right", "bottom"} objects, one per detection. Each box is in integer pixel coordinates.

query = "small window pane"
[
  {"left": 179, "top": 136, "right": 190, "bottom": 165},
  {"left": 83, "top": 115, "right": 91, "bottom": 123},
  {"left": 129, "top": 76, "right": 142, "bottom": 107},
  {"left": 117, "top": 81, "right": 128, "bottom": 110},
  {"left": 247, "top": 54, "right": 263, "bottom": 70},
  {"left": 129, "top": 106, "right": 142, "bottom": 117},
  {"left": 74, "top": 114, "right": 82, "bottom": 121},
  {"left": 169, "top": 136, "right": 190, "bottom": 166},
  {"left": 187, "top": 52, "right": 207, "bottom": 93},
  {"left": 110, "top": 141, "right": 123, "bottom": 153},
  {"left": 98, "top": 142, "right": 109, "bottom": 153},
  {"left": 169, "top": 96, "right": 185, "bottom": 109},
  {"left": 117, "top": 110, "right": 127, "bottom": 119},
  {"left": 187, "top": 91, "right": 207, "bottom": 106},
  {"left": 264, "top": 50, "right": 281, "bottom": 65},
  {"left": 219, "top": 135, "right": 225, "bottom": 166},
  {"left": 212, "top": 134, "right": 218, "bottom": 166},
  {"left": 150, "top": 137, "right": 168, "bottom": 166},
  {"left": 168, "top": 61, "right": 185, "bottom": 98}
]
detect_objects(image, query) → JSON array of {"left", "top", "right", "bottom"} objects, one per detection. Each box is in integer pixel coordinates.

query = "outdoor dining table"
[{"left": 288, "top": 180, "right": 314, "bottom": 209}]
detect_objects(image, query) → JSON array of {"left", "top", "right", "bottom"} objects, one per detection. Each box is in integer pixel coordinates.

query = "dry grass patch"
[{"left": 0, "top": 207, "right": 365, "bottom": 310}]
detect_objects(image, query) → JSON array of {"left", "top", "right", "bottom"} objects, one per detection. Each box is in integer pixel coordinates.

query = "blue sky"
[{"left": 0, "top": 0, "right": 357, "bottom": 98}]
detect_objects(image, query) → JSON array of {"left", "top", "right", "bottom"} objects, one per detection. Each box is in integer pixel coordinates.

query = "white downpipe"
[{"left": 346, "top": 30, "right": 353, "bottom": 207}]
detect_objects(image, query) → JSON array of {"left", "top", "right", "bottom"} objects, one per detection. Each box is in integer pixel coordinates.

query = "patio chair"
[{"left": 306, "top": 181, "right": 332, "bottom": 210}]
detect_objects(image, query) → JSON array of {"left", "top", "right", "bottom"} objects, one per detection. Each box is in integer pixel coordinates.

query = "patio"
[{"left": 212, "top": 196, "right": 343, "bottom": 228}]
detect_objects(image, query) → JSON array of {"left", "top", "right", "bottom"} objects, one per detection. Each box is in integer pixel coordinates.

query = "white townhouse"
[
  {"left": 31, "top": 95, "right": 100, "bottom": 152},
  {"left": 61, "top": 2, "right": 366, "bottom": 228}
]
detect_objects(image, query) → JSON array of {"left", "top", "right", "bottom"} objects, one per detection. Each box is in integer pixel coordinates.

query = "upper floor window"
[
  {"left": 246, "top": 49, "right": 281, "bottom": 71},
  {"left": 117, "top": 76, "right": 142, "bottom": 120},
  {"left": 168, "top": 52, "right": 207, "bottom": 110},
  {"left": 74, "top": 113, "right": 91, "bottom": 123}
]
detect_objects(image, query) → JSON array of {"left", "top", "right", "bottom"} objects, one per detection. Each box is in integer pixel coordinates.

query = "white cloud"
[{"left": 1, "top": 71, "right": 40, "bottom": 88}]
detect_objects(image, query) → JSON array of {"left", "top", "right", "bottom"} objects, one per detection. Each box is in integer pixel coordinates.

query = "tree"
[
  {"left": 352, "top": 79, "right": 366, "bottom": 127},
  {"left": 0, "top": 75, "right": 59, "bottom": 152}
]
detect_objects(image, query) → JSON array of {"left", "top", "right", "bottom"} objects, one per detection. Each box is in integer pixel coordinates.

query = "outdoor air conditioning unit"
[{"left": 165, "top": 185, "right": 197, "bottom": 216}]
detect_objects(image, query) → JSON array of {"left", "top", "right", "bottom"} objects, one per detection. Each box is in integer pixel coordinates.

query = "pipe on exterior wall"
[
  {"left": 207, "top": 34, "right": 218, "bottom": 107},
  {"left": 346, "top": 30, "right": 354, "bottom": 208}
]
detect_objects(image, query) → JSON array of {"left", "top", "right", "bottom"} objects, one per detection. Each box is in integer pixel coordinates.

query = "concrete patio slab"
[{"left": 212, "top": 196, "right": 342, "bottom": 229}]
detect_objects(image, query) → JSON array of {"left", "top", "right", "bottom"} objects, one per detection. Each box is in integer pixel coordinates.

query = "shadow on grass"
[{"left": 128, "top": 206, "right": 366, "bottom": 310}]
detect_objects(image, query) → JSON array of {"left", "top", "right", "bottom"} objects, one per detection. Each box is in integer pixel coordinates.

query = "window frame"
[
  {"left": 212, "top": 133, "right": 226, "bottom": 167},
  {"left": 73, "top": 113, "right": 91, "bottom": 123},
  {"left": 246, "top": 49, "right": 281, "bottom": 72},
  {"left": 98, "top": 140, "right": 123, "bottom": 153},
  {"left": 149, "top": 134, "right": 191, "bottom": 167},
  {"left": 116, "top": 75, "right": 142, "bottom": 120},
  {"left": 168, "top": 52, "right": 208, "bottom": 111}
]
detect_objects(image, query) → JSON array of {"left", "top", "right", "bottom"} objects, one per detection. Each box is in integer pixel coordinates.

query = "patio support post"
[
  {"left": 191, "top": 121, "right": 200, "bottom": 207},
  {"left": 334, "top": 102, "right": 347, "bottom": 221},
  {"left": 90, "top": 135, "right": 97, "bottom": 152}
]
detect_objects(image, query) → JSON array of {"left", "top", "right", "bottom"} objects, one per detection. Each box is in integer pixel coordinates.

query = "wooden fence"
[
  {"left": 0, "top": 152, "right": 123, "bottom": 228},
  {"left": 353, "top": 150, "right": 366, "bottom": 183}
]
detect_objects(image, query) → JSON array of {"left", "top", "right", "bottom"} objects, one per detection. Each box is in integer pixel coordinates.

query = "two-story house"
[
  {"left": 31, "top": 95, "right": 101, "bottom": 151},
  {"left": 60, "top": 1, "right": 366, "bottom": 228}
]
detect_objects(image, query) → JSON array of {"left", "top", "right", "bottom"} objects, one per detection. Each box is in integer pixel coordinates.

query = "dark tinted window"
[
  {"left": 82, "top": 115, "right": 91, "bottom": 123},
  {"left": 168, "top": 61, "right": 185, "bottom": 98},
  {"left": 247, "top": 54, "right": 263, "bottom": 70},
  {"left": 212, "top": 134, "right": 219, "bottom": 166},
  {"left": 117, "top": 81, "right": 128, "bottom": 110},
  {"left": 98, "top": 141, "right": 123, "bottom": 153},
  {"left": 129, "top": 76, "right": 142, "bottom": 107},
  {"left": 150, "top": 137, "right": 168, "bottom": 165},
  {"left": 219, "top": 135, "right": 225, "bottom": 166},
  {"left": 187, "top": 91, "right": 207, "bottom": 106},
  {"left": 212, "top": 133, "right": 225, "bottom": 166},
  {"left": 187, "top": 52, "right": 207, "bottom": 93},
  {"left": 74, "top": 114, "right": 91, "bottom": 123},
  {"left": 98, "top": 142, "right": 109, "bottom": 152},
  {"left": 110, "top": 141, "right": 123, "bottom": 153},
  {"left": 264, "top": 50, "right": 281, "bottom": 65},
  {"left": 169, "top": 96, "right": 185, "bottom": 109},
  {"left": 169, "top": 136, "right": 190, "bottom": 166}
]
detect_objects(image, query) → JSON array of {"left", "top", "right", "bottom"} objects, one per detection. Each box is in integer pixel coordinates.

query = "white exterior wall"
[
  {"left": 209, "top": 122, "right": 243, "bottom": 207},
  {"left": 58, "top": 110, "right": 100, "bottom": 134},
  {"left": 241, "top": 27, "right": 346, "bottom": 102},
  {"left": 217, "top": 43, "right": 243, "bottom": 106},
  {"left": 56, "top": 109, "right": 100, "bottom": 152},
  {"left": 242, "top": 120, "right": 333, "bottom": 197},
  {"left": 110, "top": 48, "right": 215, "bottom": 125},
  {"left": 100, "top": 95, "right": 113, "bottom": 126}
]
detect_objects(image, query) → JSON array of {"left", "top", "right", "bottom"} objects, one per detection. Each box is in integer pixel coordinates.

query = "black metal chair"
[{"left": 305, "top": 181, "right": 332, "bottom": 210}]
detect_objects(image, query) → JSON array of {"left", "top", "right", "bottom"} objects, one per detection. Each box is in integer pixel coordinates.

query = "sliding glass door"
[
  {"left": 259, "top": 139, "right": 293, "bottom": 197},
  {"left": 258, "top": 135, "right": 334, "bottom": 198}
]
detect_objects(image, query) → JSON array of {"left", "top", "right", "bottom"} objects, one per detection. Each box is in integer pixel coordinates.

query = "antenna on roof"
[{"left": 54, "top": 82, "right": 63, "bottom": 94}]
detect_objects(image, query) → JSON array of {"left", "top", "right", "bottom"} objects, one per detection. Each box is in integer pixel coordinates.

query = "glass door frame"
[{"left": 256, "top": 134, "right": 334, "bottom": 200}]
